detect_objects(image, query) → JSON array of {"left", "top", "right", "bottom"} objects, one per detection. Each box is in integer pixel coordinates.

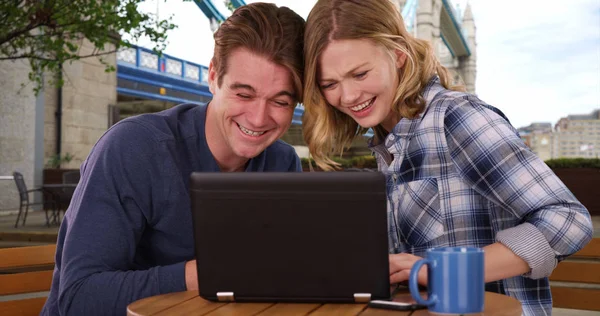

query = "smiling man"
[{"left": 41, "top": 3, "right": 305, "bottom": 316}]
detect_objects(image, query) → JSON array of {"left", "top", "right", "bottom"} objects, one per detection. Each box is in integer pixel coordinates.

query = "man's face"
[{"left": 207, "top": 48, "right": 296, "bottom": 163}]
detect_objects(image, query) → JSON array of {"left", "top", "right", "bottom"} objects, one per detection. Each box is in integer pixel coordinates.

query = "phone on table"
[
  {"left": 368, "top": 285, "right": 426, "bottom": 311},
  {"left": 368, "top": 300, "right": 426, "bottom": 311}
]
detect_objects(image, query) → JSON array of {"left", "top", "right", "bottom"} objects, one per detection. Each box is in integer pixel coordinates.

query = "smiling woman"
[{"left": 300, "top": 1, "right": 594, "bottom": 315}]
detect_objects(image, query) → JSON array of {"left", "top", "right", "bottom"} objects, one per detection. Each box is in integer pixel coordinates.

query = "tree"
[{"left": 0, "top": 0, "right": 180, "bottom": 94}]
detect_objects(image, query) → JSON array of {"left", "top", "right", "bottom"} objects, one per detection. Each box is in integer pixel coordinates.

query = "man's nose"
[{"left": 246, "top": 100, "right": 269, "bottom": 127}]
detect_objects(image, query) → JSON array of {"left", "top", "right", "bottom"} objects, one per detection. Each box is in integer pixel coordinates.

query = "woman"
[{"left": 302, "top": 0, "right": 593, "bottom": 314}]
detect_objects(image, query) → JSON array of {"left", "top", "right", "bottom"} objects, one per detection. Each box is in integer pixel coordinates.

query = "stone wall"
[
  {"left": 0, "top": 59, "right": 39, "bottom": 211},
  {"left": 44, "top": 39, "right": 117, "bottom": 170}
]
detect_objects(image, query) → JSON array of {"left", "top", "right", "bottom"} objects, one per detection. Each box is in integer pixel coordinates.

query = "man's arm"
[{"left": 56, "top": 122, "right": 187, "bottom": 315}]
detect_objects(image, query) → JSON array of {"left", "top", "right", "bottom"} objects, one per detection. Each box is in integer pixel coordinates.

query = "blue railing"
[
  {"left": 230, "top": 0, "right": 246, "bottom": 8},
  {"left": 117, "top": 45, "right": 210, "bottom": 85}
]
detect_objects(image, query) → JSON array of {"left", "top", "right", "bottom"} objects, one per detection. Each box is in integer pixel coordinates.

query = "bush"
[
  {"left": 301, "top": 155, "right": 377, "bottom": 170},
  {"left": 544, "top": 158, "right": 600, "bottom": 169}
]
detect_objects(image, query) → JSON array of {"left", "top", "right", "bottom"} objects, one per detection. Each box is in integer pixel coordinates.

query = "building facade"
[
  {"left": 517, "top": 123, "right": 554, "bottom": 162},
  {"left": 553, "top": 110, "right": 600, "bottom": 159},
  {"left": 516, "top": 110, "right": 600, "bottom": 161}
]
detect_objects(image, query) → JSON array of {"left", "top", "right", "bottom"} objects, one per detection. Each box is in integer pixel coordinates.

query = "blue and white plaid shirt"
[{"left": 370, "top": 77, "right": 593, "bottom": 315}]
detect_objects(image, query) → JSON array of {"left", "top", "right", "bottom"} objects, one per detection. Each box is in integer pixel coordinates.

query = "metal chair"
[{"left": 12, "top": 171, "right": 56, "bottom": 228}]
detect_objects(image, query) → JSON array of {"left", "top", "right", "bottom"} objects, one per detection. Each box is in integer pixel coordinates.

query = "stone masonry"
[
  {"left": 0, "top": 39, "right": 116, "bottom": 213},
  {"left": 0, "top": 59, "right": 40, "bottom": 211},
  {"left": 44, "top": 39, "right": 117, "bottom": 169}
]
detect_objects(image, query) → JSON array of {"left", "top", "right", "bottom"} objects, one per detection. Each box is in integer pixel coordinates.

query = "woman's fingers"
[
  {"left": 390, "top": 269, "right": 411, "bottom": 284},
  {"left": 389, "top": 253, "right": 428, "bottom": 285}
]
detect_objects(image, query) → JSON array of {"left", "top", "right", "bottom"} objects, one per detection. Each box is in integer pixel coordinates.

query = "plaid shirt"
[{"left": 370, "top": 77, "right": 593, "bottom": 315}]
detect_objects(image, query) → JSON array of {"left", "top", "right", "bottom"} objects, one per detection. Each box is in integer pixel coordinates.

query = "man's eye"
[
  {"left": 237, "top": 94, "right": 251, "bottom": 99},
  {"left": 274, "top": 101, "right": 290, "bottom": 107}
]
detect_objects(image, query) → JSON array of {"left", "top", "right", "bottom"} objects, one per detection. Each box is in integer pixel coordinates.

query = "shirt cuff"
[
  {"left": 156, "top": 261, "right": 187, "bottom": 294},
  {"left": 495, "top": 222, "right": 557, "bottom": 279}
]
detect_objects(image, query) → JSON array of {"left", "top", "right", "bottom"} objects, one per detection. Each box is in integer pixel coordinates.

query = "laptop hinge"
[
  {"left": 354, "top": 293, "right": 371, "bottom": 303},
  {"left": 217, "top": 292, "right": 235, "bottom": 302}
]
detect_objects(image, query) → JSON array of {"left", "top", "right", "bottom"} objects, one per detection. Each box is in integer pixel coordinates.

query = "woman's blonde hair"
[{"left": 302, "top": 0, "right": 463, "bottom": 170}]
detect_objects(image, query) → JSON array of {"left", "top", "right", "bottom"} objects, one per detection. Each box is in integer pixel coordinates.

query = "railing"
[{"left": 117, "top": 45, "right": 210, "bottom": 85}]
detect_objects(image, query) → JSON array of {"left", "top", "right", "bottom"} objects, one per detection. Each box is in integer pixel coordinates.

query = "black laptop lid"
[{"left": 190, "top": 172, "right": 390, "bottom": 303}]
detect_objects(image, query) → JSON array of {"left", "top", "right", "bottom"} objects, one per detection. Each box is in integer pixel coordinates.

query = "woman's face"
[{"left": 318, "top": 39, "right": 404, "bottom": 131}]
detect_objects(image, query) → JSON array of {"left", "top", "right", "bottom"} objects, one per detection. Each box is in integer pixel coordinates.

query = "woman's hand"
[{"left": 389, "top": 253, "right": 427, "bottom": 286}]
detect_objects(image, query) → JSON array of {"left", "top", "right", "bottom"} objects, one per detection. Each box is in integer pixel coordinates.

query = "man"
[{"left": 41, "top": 3, "right": 305, "bottom": 315}]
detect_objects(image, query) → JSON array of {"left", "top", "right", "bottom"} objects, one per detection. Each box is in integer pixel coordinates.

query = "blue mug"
[{"left": 409, "top": 247, "right": 485, "bottom": 314}]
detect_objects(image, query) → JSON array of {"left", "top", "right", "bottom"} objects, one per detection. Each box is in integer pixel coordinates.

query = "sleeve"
[
  {"left": 56, "top": 122, "right": 187, "bottom": 316},
  {"left": 444, "top": 101, "right": 593, "bottom": 279}
]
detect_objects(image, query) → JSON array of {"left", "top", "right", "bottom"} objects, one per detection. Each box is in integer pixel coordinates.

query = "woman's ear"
[{"left": 395, "top": 49, "right": 408, "bottom": 69}]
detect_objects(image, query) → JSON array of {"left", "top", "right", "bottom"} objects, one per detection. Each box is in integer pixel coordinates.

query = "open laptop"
[{"left": 189, "top": 172, "right": 390, "bottom": 303}]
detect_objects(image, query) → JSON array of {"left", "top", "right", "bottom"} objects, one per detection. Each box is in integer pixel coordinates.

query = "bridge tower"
[{"left": 459, "top": 3, "right": 477, "bottom": 93}]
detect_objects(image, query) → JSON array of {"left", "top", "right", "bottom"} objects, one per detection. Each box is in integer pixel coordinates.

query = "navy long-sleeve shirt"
[{"left": 41, "top": 103, "right": 302, "bottom": 316}]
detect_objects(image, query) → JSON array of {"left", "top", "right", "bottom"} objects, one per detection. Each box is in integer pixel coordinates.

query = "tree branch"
[
  {"left": 0, "top": 22, "right": 40, "bottom": 46},
  {"left": 0, "top": 48, "right": 118, "bottom": 61}
]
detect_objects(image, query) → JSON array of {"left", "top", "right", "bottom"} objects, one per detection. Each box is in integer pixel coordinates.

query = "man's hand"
[
  {"left": 185, "top": 260, "right": 198, "bottom": 291},
  {"left": 389, "top": 253, "right": 427, "bottom": 285}
]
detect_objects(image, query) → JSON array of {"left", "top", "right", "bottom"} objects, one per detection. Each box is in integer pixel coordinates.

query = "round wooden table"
[{"left": 127, "top": 291, "right": 522, "bottom": 315}]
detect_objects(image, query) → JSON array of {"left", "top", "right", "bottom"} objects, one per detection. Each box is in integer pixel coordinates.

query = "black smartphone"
[{"left": 368, "top": 300, "right": 426, "bottom": 311}]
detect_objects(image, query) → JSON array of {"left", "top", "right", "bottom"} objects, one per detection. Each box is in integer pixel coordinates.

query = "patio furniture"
[
  {"left": 12, "top": 172, "right": 57, "bottom": 228},
  {"left": 550, "top": 238, "right": 600, "bottom": 311},
  {"left": 0, "top": 244, "right": 57, "bottom": 315},
  {"left": 126, "top": 290, "right": 522, "bottom": 316}
]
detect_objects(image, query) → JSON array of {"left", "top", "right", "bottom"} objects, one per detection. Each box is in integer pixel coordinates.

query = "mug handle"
[{"left": 409, "top": 259, "right": 436, "bottom": 306}]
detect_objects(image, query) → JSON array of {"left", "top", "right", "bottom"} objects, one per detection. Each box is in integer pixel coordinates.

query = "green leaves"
[{"left": 0, "top": 0, "right": 180, "bottom": 94}]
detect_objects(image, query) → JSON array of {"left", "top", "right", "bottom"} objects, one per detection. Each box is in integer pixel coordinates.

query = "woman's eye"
[
  {"left": 354, "top": 71, "right": 368, "bottom": 79},
  {"left": 320, "top": 83, "right": 335, "bottom": 90}
]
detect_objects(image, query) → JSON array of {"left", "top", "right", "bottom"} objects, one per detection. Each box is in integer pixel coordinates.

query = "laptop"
[{"left": 189, "top": 172, "right": 390, "bottom": 303}]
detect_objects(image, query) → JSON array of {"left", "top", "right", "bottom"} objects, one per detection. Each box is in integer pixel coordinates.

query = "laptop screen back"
[{"left": 190, "top": 172, "right": 390, "bottom": 303}]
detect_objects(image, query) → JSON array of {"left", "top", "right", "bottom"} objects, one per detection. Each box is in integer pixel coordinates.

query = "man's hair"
[{"left": 212, "top": 3, "right": 305, "bottom": 103}]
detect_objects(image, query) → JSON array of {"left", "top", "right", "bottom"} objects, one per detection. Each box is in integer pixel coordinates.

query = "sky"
[{"left": 132, "top": 0, "right": 600, "bottom": 129}]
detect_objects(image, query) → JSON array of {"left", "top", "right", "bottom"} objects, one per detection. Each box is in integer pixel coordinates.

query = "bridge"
[{"left": 115, "top": 0, "right": 472, "bottom": 130}]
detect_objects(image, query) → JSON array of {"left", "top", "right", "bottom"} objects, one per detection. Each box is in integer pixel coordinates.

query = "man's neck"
[{"left": 204, "top": 103, "right": 249, "bottom": 172}]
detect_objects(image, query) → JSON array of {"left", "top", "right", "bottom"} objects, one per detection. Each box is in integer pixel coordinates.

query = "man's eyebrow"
[
  {"left": 229, "top": 82, "right": 256, "bottom": 92},
  {"left": 320, "top": 62, "right": 370, "bottom": 82}
]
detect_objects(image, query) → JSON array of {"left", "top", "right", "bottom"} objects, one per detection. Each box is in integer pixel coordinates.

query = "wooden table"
[{"left": 127, "top": 291, "right": 522, "bottom": 315}]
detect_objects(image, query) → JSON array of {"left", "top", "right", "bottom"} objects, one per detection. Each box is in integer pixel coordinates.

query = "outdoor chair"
[{"left": 12, "top": 172, "right": 56, "bottom": 228}]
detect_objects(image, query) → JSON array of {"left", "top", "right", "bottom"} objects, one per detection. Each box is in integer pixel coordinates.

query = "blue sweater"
[{"left": 41, "top": 103, "right": 301, "bottom": 315}]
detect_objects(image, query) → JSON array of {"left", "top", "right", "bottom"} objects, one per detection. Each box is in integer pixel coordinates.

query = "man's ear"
[
  {"left": 395, "top": 49, "right": 408, "bottom": 69},
  {"left": 208, "top": 59, "right": 218, "bottom": 94}
]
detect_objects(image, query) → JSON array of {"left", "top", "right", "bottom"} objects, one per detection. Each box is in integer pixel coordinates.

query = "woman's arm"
[{"left": 444, "top": 100, "right": 593, "bottom": 278}]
